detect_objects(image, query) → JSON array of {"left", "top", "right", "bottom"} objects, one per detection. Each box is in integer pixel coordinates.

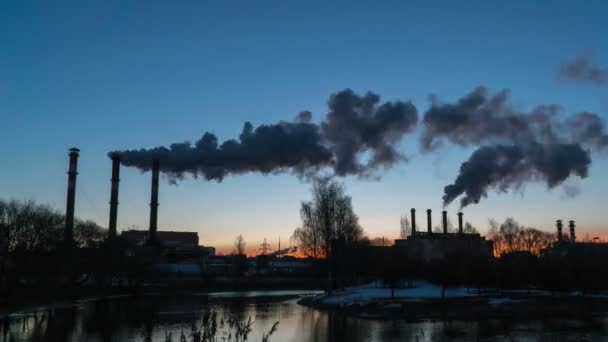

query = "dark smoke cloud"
[
  {"left": 422, "top": 86, "right": 607, "bottom": 208},
  {"left": 111, "top": 89, "right": 418, "bottom": 182},
  {"left": 322, "top": 89, "right": 418, "bottom": 176},
  {"left": 560, "top": 51, "right": 608, "bottom": 85},
  {"left": 443, "top": 144, "right": 591, "bottom": 208}
]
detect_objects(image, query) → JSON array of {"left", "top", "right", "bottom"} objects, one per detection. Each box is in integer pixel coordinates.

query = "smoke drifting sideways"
[
  {"left": 421, "top": 86, "right": 608, "bottom": 208},
  {"left": 560, "top": 51, "right": 608, "bottom": 85},
  {"left": 110, "top": 89, "right": 418, "bottom": 183}
]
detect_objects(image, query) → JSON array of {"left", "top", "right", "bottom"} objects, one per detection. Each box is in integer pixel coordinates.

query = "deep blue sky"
[{"left": 1, "top": 1, "right": 607, "bottom": 251}]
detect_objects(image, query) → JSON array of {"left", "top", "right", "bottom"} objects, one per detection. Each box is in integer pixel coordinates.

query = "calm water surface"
[{"left": 2, "top": 291, "right": 607, "bottom": 341}]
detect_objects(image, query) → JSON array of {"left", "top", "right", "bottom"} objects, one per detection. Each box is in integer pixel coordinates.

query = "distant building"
[
  {"left": 542, "top": 220, "right": 608, "bottom": 259},
  {"left": 121, "top": 230, "right": 199, "bottom": 249},
  {"left": 121, "top": 230, "right": 215, "bottom": 276}
]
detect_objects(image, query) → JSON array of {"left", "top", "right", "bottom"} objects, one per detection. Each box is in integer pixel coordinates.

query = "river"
[{"left": 2, "top": 291, "right": 607, "bottom": 341}]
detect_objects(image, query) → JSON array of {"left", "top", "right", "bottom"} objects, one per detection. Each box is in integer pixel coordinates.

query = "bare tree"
[
  {"left": 234, "top": 234, "right": 246, "bottom": 256},
  {"left": 463, "top": 222, "right": 479, "bottom": 234},
  {"left": 0, "top": 199, "right": 109, "bottom": 297},
  {"left": 292, "top": 179, "right": 363, "bottom": 259},
  {"left": 291, "top": 180, "right": 363, "bottom": 293},
  {"left": 74, "top": 219, "right": 106, "bottom": 247},
  {"left": 259, "top": 238, "right": 271, "bottom": 256},
  {"left": 488, "top": 217, "right": 554, "bottom": 256},
  {"left": 293, "top": 202, "right": 322, "bottom": 258},
  {"left": 399, "top": 216, "right": 411, "bottom": 239}
]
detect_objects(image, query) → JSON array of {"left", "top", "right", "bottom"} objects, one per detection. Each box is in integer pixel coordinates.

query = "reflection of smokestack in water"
[
  {"left": 65, "top": 148, "right": 79, "bottom": 246},
  {"left": 410, "top": 208, "right": 416, "bottom": 235},
  {"left": 556, "top": 220, "right": 563, "bottom": 242},
  {"left": 108, "top": 154, "right": 120, "bottom": 239},
  {"left": 458, "top": 212, "right": 463, "bottom": 234},
  {"left": 569, "top": 220, "right": 576, "bottom": 242},
  {"left": 442, "top": 210, "right": 448, "bottom": 234},
  {"left": 149, "top": 160, "right": 160, "bottom": 244},
  {"left": 426, "top": 209, "right": 432, "bottom": 234}
]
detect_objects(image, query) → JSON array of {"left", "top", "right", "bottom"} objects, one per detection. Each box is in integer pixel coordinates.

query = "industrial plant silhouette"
[{"left": 9, "top": 147, "right": 604, "bottom": 297}]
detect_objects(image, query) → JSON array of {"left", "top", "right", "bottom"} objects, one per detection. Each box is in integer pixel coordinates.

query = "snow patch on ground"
[
  {"left": 488, "top": 297, "right": 520, "bottom": 305},
  {"left": 315, "top": 281, "right": 476, "bottom": 306}
]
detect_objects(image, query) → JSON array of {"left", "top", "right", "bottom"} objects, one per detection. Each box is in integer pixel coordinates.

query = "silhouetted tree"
[
  {"left": 488, "top": 217, "right": 554, "bottom": 256},
  {"left": 382, "top": 255, "right": 401, "bottom": 298},
  {"left": 233, "top": 234, "right": 246, "bottom": 256},
  {"left": 74, "top": 219, "right": 106, "bottom": 247},
  {"left": 292, "top": 180, "right": 363, "bottom": 292},
  {"left": 0, "top": 199, "right": 109, "bottom": 301},
  {"left": 463, "top": 222, "right": 479, "bottom": 234},
  {"left": 428, "top": 258, "right": 459, "bottom": 299},
  {"left": 399, "top": 216, "right": 412, "bottom": 239}
]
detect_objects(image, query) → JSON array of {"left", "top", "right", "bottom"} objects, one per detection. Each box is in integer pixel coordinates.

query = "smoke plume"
[
  {"left": 421, "top": 86, "right": 608, "bottom": 208},
  {"left": 560, "top": 51, "right": 608, "bottom": 85},
  {"left": 111, "top": 89, "right": 418, "bottom": 182}
]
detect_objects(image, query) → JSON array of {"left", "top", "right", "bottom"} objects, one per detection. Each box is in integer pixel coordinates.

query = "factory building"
[
  {"left": 542, "top": 219, "right": 608, "bottom": 259},
  {"left": 394, "top": 209, "right": 494, "bottom": 263}
]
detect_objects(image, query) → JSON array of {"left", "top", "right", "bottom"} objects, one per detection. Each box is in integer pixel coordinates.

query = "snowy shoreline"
[{"left": 299, "top": 281, "right": 608, "bottom": 320}]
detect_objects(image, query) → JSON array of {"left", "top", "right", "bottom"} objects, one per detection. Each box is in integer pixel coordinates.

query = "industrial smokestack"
[
  {"left": 458, "top": 212, "right": 463, "bottom": 234},
  {"left": 149, "top": 160, "right": 160, "bottom": 244},
  {"left": 569, "top": 220, "right": 576, "bottom": 242},
  {"left": 426, "top": 209, "right": 432, "bottom": 234},
  {"left": 410, "top": 208, "right": 416, "bottom": 235},
  {"left": 108, "top": 154, "right": 120, "bottom": 239},
  {"left": 556, "top": 220, "right": 563, "bottom": 242},
  {"left": 65, "top": 148, "right": 79, "bottom": 246},
  {"left": 442, "top": 210, "right": 448, "bottom": 234}
]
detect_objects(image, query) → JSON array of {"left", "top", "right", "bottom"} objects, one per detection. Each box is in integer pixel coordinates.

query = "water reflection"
[{"left": 2, "top": 292, "right": 608, "bottom": 341}]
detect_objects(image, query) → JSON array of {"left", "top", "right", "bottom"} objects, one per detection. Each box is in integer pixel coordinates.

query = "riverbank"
[
  {"left": 299, "top": 281, "right": 608, "bottom": 320},
  {"left": 0, "top": 276, "right": 322, "bottom": 319}
]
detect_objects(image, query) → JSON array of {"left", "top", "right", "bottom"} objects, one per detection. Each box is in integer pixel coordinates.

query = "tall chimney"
[
  {"left": 426, "top": 209, "right": 432, "bottom": 234},
  {"left": 65, "top": 148, "right": 79, "bottom": 246},
  {"left": 569, "top": 220, "right": 576, "bottom": 242},
  {"left": 108, "top": 154, "right": 120, "bottom": 239},
  {"left": 149, "top": 160, "right": 160, "bottom": 244},
  {"left": 410, "top": 208, "right": 416, "bottom": 235},
  {"left": 458, "top": 212, "right": 463, "bottom": 234},
  {"left": 442, "top": 210, "right": 448, "bottom": 234},
  {"left": 556, "top": 220, "right": 563, "bottom": 242}
]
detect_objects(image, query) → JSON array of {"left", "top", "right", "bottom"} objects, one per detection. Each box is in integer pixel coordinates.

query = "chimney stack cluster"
[
  {"left": 406, "top": 209, "right": 468, "bottom": 236},
  {"left": 63, "top": 149, "right": 164, "bottom": 247},
  {"left": 556, "top": 219, "right": 577, "bottom": 243}
]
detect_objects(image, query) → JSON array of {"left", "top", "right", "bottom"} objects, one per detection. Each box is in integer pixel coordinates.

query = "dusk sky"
[{"left": 1, "top": 1, "right": 607, "bottom": 253}]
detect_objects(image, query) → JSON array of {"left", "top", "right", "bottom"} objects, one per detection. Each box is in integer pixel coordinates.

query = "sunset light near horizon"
[{"left": 1, "top": 1, "right": 607, "bottom": 251}]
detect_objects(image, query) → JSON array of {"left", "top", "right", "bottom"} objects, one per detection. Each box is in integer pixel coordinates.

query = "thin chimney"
[
  {"left": 426, "top": 209, "right": 432, "bottom": 234},
  {"left": 65, "top": 148, "right": 79, "bottom": 246},
  {"left": 458, "top": 212, "right": 463, "bottom": 234},
  {"left": 108, "top": 154, "right": 120, "bottom": 239},
  {"left": 556, "top": 220, "right": 563, "bottom": 242},
  {"left": 569, "top": 220, "right": 576, "bottom": 242},
  {"left": 410, "top": 208, "right": 416, "bottom": 235},
  {"left": 442, "top": 210, "right": 448, "bottom": 234},
  {"left": 149, "top": 160, "right": 160, "bottom": 244}
]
